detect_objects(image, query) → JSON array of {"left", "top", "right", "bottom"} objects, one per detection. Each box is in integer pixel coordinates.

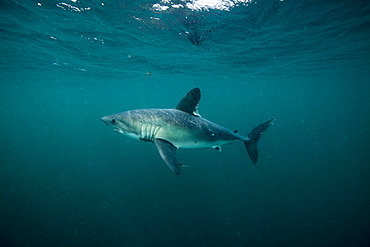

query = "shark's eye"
[{"left": 111, "top": 119, "right": 116, "bottom": 124}]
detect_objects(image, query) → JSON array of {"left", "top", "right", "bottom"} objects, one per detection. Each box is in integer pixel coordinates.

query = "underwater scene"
[{"left": 1, "top": 0, "right": 369, "bottom": 246}]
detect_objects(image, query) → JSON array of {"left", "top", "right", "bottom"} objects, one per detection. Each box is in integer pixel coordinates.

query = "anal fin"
[{"left": 154, "top": 139, "right": 181, "bottom": 175}]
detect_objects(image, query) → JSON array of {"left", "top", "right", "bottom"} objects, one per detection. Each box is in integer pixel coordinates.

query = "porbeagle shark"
[{"left": 102, "top": 88, "right": 275, "bottom": 175}]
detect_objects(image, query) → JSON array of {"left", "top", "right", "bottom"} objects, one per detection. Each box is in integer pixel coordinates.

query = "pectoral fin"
[{"left": 154, "top": 139, "right": 181, "bottom": 175}]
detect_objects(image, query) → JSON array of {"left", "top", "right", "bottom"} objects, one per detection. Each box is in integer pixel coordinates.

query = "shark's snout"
[{"left": 101, "top": 116, "right": 111, "bottom": 125}]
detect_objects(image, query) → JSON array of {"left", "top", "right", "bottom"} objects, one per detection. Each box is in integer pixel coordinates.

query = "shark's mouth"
[{"left": 114, "top": 128, "right": 125, "bottom": 134}]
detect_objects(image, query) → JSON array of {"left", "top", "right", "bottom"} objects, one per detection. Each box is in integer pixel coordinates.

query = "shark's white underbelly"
[{"left": 155, "top": 126, "right": 236, "bottom": 149}]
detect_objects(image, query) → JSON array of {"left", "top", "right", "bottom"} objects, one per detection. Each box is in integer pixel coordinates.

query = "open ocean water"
[{"left": 1, "top": 0, "right": 370, "bottom": 246}]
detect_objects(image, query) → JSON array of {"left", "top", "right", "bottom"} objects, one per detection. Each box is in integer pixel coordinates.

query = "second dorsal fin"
[{"left": 175, "top": 88, "right": 201, "bottom": 116}]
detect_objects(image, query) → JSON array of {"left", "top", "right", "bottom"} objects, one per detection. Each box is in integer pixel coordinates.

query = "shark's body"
[
  {"left": 109, "top": 108, "right": 245, "bottom": 148},
  {"left": 102, "top": 88, "right": 275, "bottom": 175}
]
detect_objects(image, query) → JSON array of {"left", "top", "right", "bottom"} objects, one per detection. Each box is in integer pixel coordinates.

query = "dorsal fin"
[{"left": 175, "top": 88, "right": 201, "bottom": 116}]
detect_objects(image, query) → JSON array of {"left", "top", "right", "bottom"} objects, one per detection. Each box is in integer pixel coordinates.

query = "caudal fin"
[{"left": 244, "top": 118, "right": 276, "bottom": 164}]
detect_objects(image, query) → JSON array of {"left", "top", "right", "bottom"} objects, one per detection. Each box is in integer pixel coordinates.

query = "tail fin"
[{"left": 244, "top": 118, "right": 276, "bottom": 164}]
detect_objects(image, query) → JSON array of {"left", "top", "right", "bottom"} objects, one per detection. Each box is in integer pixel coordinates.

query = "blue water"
[{"left": 1, "top": 0, "right": 370, "bottom": 246}]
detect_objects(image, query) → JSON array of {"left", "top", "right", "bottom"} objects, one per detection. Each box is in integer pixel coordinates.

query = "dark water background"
[{"left": 1, "top": 0, "right": 370, "bottom": 246}]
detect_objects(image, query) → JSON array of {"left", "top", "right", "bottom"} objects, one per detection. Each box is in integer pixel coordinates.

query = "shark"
[{"left": 101, "top": 88, "right": 275, "bottom": 175}]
